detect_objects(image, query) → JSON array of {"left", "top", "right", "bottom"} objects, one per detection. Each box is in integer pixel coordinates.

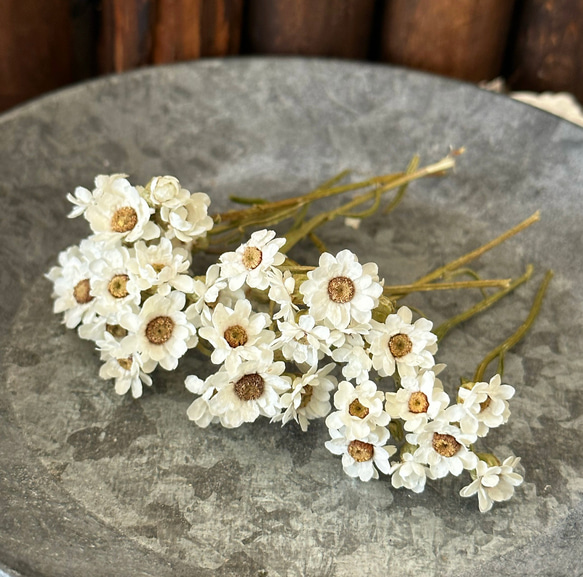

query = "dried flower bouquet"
[{"left": 47, "top": 151, "right": 550, "bottom": 512}]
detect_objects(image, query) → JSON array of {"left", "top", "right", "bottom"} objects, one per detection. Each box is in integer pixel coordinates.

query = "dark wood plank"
[
  {"left": 508, "top": 0, "right": 583, "bottom": 102},
  {"left": 153, "top": 0, "right": 243, "bottom": 64},
  {"left": 99, "top": 0, "right": 155, "bottom": 73},
  {"left": 245, "top": 0, "right": 376, "bottom": 59},
  {"left": 0, "top": 0, "right": 73, "bottom": 112},
  {"left": 381, "top": 0, "right": 516, "bottom": 82}
]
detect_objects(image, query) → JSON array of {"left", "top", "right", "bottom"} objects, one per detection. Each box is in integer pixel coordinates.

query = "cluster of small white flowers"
[
  {"left": 48, "top": 174, "right": 212, "bottom": 397},
  {"left": 49, "top": 177, "right": 524, "bottom": 513}
]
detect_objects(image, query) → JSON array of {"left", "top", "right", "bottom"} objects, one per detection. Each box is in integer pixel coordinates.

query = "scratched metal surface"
[{"left": 0, "top": 59, "right": 582, "bottom": 577}]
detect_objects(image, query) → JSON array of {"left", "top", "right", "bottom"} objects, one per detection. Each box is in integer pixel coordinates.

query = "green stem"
[
  {"left": 473, "top": 270, "right": 553, "bottom": 382},
  {"left": 414, "top": 212, "right": 540, "bottom": 285},
  {"left": 434, "top": 265, "right": 533, "bottom": 342}
]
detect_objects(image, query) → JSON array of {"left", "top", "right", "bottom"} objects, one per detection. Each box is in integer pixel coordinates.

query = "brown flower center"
[
  {"left": 327, "top": 276, "right": 355, "bottom": 303},
  {"left": 408, "top": 391, "right": 429, "bottom": 414},
  {"left": 348, "top": 440, "right": 374, "bottom": 462},
  {"left": 106, "top": 323, "right": 128, "bottom": 338},
  {"left": 432, "top": 433, "right": 461, "bottom": 458},
  {"left": 152, "top": 263, "right": 166, "bottom": 273},
  {"left": 234, "top": 373, "right": 265, "bottom": 401},
  {"left": 108, "top": 274, "right": 130, "bottom": 298},
  {"left": 299, "top": 384, "right": 314, "bottom": 409},
  {"left": 145, "top": 316, "right": 174, "bottom": 345},
  {"left": 480, "top": 396, "right": 491, "bottom": 412},
  {"left": 117, "top": 357, "right": 133, "bottom": 371},
  {"left": 242, "top": 246, "right": 263, "bottom": 270},
  {"left": 73, "top": 279, "right": 93, "bottom": 304},
  {"left": 111, "top": 206, "right": 138, "bottom": 233},
  {"left": 348, "top": 398, "right": 370, "bottom": 419},
  {"left": 388, "top": 333, "right": 413, "bottom": 358},
  {"left": 224, "top": 324, "right": 248, "bottom": 348}
]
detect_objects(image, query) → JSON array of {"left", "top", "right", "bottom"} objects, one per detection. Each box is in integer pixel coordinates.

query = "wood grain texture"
[
  {"left": 0, "top": 0, "right": 72, "bottom": 112},
  {"left": 153, "top": 0, "right": 243, "bottom": 64},
  {"left": 508, "top": 0, "right": 583, "bottom": 101},
  {"left": 245, "top": 0, "right": 376, "bottom": 59},
  {"left": 381, "top": 0, "right": 516, "bottom": 82},
  {"left": 99, "top": 0, "right": 155, "bottom": 73}
]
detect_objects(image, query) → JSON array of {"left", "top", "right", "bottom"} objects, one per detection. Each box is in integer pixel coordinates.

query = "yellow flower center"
[
  {"left": 106, "top": 323, "right": 128, "bottom": 338},
  {"left": 388, "top": 333, "right": 413, "bottom": 358},
  {"left": 348, "top": 440, "right": 374, "bottom": 462},
  {"left": 234, "top": 373, "right": 265, "bottom": 401},
  {"left": 224, "top": 324, "right": 248, "bottom": 348},
  {"left": 73, "top": 279, "right": 93, "bottom": 304},
  {"left": 108, "top": 274, "right": 130, "bottom": 298},
  {"left": 299, "top": 384, "right": 314, "bottom": 409},
  {"left": 327, "top": 276, "right": 355, "bottom": 303},
  {"left": 408, "top": 391, "right": 429, "bottom": 414},
  {"left": 432, "top": 433, "right": 461, "bottom": 458},
  {"left": 480, "top": 396, "right": 491, "bottom": 412},
  {"left": 117, "top": 357, "right": 133, "bottom": 371},
  {"left": 348, "top": 398, "right": 370, "bottom": 419},
  {"left": 242, "top": 246, "right": 263, "bottom": 270},
  {"left": 111, "top": 206, "right": 138, "bottom": 233},
  {"left": 145, "top": 316, "right": 174, "bottom": 345}
]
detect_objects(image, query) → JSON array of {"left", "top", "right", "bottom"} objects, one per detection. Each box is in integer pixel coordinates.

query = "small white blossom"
[
  {"left": 408, "top": 414, "right": 478, "bottom": 479},
  {"left": 46, "top": 238, "right": 103, "bottom": 329},
  {"left": 460, "top": 456, "right": 523, "bottom": 512},
  {"left": 325, "top": 426, "right": 395, "bottom": 482},
  {"left": 120, "top": 291, "right": 197, "bottom": 370},
  {"left": 267, "top": 268, "right": 297, "bottom": 321},
  {"left": 198, "top": 299, "right": 274, "bottom": 374},
  {"left": 390, "top": 450, "right": 430, "bottom": 493},
  {"left": 207, "top": 359, "right": 291, "bottom": 428},
  {"left": 330, "top": 333, "right": 372, "bottom": 384},
  {"left": 219, "top": 229, "right": 286, "bottom": 291},
  {"left": 98, "top": 332, "right": 155, "bottom": 398},
  {"left": 160, "top": 191, "right": 214, "bottom": 244},
  {"left": 83, "top": 174, "right": 159, "bottom": 243},
  {"left": 146, "top": 175, "right": 185, "bottom": 208},
  {"left": 66, "top": 185, "right": 94, "bottom": 218},
  {"left": 326, "top": 380, "right": 390, "bottom": 439},
  {"left": 299, "top": 250, "right": 383, "bottom": 331},
  {"left": 456, "top": 374, "right": 515, "bottom": 437},
  {"left": 366, "top": 306, "right": 437, "bottom": 378},
  {"left": 385, "top": 369, "right": 450, "bottom": 433},
  {"left": 127, "top": 238, "right": 194, "bottom": 295},
  {"left": 274, "top": 313, "right": 330, "bottom": 367},
  {"left": 276, "top": 363, "right": 337, "bottom": 431}
]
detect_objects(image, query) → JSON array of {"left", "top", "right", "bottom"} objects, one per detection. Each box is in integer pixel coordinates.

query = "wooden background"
[{"left": 2, "top": 0, "right": 583, "bottom": 113}]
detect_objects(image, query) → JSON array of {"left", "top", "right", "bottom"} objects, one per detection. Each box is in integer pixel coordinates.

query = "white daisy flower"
[
  {"left": 198, "top": 299, "right": 274, "bottom": 374},
  {"left": 325, "top": 426, "right": 395, "bottom": 482},
  {"left": 127, "top": 238, "right": 194, "bottom": 295},
  {"left": 267, "top": 268, "right": 297, "bottom": 321},
  {"left": 219, "top": 229, "right": 286, "bottom": 291},
  {"left": 97, "top": 333, "right": 155, "bottom": 398},
  {"left": 276, "top": 363, "right": 337, "bottom": 431},
  {"left": 145, "top": 175, "right": 186, "bottom": 209},
  {"left": 390, "top": 450, "right": 430, "bottom": 493},
  {"left": 274, "top": 313, "right": 331, "bottom": 367},
  {"left": 160, "top": 191, "right": 214, "bottom": 244},
  {"left": 460, "top": 456, "right": 523, "bottom": 512},
  {"left": 385, "top": 369, "right": 450, "bottom": 433},
  {"left": 456, "top": 374, "right": 515, "bottom": 437},
  {"left": 408, "top": 414, "right": 478, "bottom": 479},
  {"left": 46, "top": 238, "right": 103, "bottom": 329},
  {"left": 326, "top": 380, "right": 390, "bottom": 439},
  {"left": 89, "top": 244, "right": 141, "bottom": 317},
  {"left": 366, "top": 306, "right": 437, "bottom": 378},
  {"left": 84, "top": 174, "right": 159, "bottom": 243},
  {"left": 208, "top": 359, "right": 291, "bottom": 428},
  {"left": 330, "top": 333, "right": 372, "bottom": 384},
  {"left": 120, "top": 291, "right": 197, "bottom": 370},
  {"left": 299, "top": 249, "right": 383, "bottom": 331}
]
